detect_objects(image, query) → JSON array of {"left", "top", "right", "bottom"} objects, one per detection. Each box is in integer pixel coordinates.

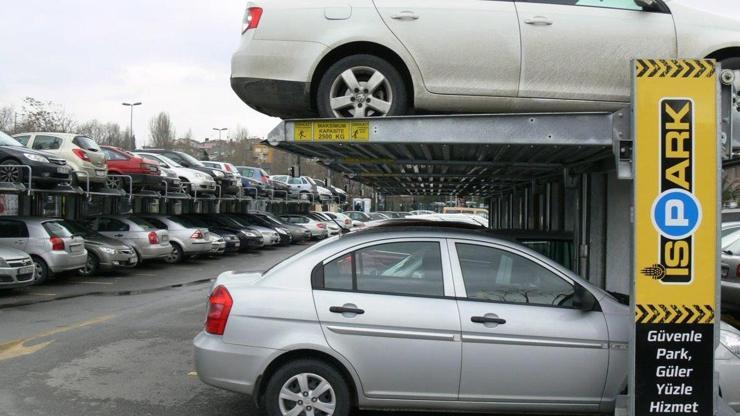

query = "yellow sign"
[
  {"left": 292, "top": 121, "right": 370, "bottom": 142},
  {"left": 633, "top": 59, "right": 717, "bottom": 316},
  {"left": 294, "top": 122, "right": 313, "bottom": 141}
]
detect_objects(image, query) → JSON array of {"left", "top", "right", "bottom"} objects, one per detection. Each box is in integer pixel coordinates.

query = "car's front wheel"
[
  {"left": 317, "top": 54, "right": 408, "bottom": 119},
  {"left": 0, "top": 159, "right": 23, "bottom": 184},
  {"left": 79, "top": 253, "right": 100, "bottom": 277},
  {"left": 264, "top": 359, "right": 350, "bottom": 416}
]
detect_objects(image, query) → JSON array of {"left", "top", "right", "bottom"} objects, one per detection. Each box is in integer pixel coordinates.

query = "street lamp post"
[
  {"left": 212, "top": 128, "right": 228, "bottom": 141},
  {"left": 122, "top": 102, "right": 142, "bottom": 149}
]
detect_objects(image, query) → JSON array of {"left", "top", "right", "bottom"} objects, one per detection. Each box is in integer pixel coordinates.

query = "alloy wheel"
[
  {"left": 81, "top": 256, "right": 96, "bottom": 276},
  {"left": 107, "top": 176, "right": 122, "bottom": 190},
  {"left": 329, "top": 66, "right": 393, "bottom": 118},
  {"left": 0, "top": 165, "right": 21, "bottom": 183},
  {"left": 278, "top": 373, "right": 336, "bottom": 416}
]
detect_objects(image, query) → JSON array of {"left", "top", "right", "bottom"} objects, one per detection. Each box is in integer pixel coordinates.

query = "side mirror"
[
  {"left": 634, "top": 0, "right": 658, "bottom": 10},
  {"left": 723, "top": 249, "right": 734, "bottom": 256},
  {"left": 573, "top": 283, "right": 598, "bottom": 312}
]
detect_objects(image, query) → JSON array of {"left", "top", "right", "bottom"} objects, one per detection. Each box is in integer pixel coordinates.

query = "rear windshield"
[
  {"left": 127, "top": 217, "right": 157, "bottom": 230},
  {"left": 73, "top": 136, "right": 101, "bottom": 151},
  {"left": 238, "top": 167, "right": 255, "bottom": 178},
  {"left": 43, "top": 221, "right": 74, "bottom": 238},
  {"left": 168, "top": 216, "right": 198, "bottom": 228},
  {"left": 178, "top": 152, "right": 205, "bottom": 167},
  {"left": 0, "top": 131, "right": 23, "bottom": 147},
  {"left": 58, "top": 220, "right": 97, "bottom": 238}
]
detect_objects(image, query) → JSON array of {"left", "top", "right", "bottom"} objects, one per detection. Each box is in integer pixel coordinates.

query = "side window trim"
[
  {"left": 315, "top": 237, "right": 456, "bottom": 297},
  {"left": 515, "top": 0, "right": 670, "bottom": 14},
  {"left": 446, "top": 238, "right": 575, "bottom": 301}
]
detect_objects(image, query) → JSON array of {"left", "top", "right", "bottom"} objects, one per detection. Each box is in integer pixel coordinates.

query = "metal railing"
[
  {"left": 106, "top": 174, "right": 133, "bottom": 202},
  {"left": 0, "top": 164, "right": 33, "bottom": 195}
]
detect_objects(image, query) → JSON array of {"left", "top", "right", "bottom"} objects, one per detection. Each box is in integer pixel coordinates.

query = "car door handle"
[
  {"left": 524, "top": 16, "right": 553, "bottom": 26},
  {"left": 330, "top": 306, "right": 365, "bottom": 315},
  {"left": 114, "top": 234, "right": 124, "bottom": 238},
  {"left": 471, "top": 316, "right": 507, "bottom": 325},
  {"left": 391, "top": 11, "right": 419, "bottom": 21}
]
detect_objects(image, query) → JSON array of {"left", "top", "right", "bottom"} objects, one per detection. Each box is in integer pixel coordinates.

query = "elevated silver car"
[
  {"left": 194, "top": 224, "right": 740, "bottom": 415},
  {"left": 280, "top": 215, "right": 329, "bottom": 240},
  {"left": 84, "top": 216, "right": 171, "bottom": 264},
  {"left": 0, "top": 247, "right": 36, "bottom": 289},
  {"left": 138, "top": 215, "right": 212, "bottom": 264},
  {"left": 0, "top": 217, "right": 87, "bottom": 283}
]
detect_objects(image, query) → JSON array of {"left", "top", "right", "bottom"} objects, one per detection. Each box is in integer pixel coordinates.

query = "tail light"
[
  {"left": 72, "top": 148, "right": 91, "bottom": 162},
  {"left": 224, "top": 164, "right": 233, "bottom": 173},
  {"left": 345, "top": 219, "right": 351, "bottom": 225},
  {"left": 50, "top": 236, "right": 65, "bottom": 251},
  {"left": 148, "top": 231, "right": 159, "bottom": 245},
  {"left": 317, "top": 223, "right": 327, "bottom": 229},
  {"left": 141, "top": 163, "right": 159, "bottom": 173},
  {"left": 191, "top": 230, "right": 204, "bottom": 240},
  {"left": 205, "top": 285, "right": 233, "bottom": 335},
  {"left": 242, "top": 7, "right": 263, "bottom": 33}
]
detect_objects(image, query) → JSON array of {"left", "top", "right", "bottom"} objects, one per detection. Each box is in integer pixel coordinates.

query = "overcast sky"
[{"left": 0, "top": 0, "right": 280, "bottom": 145}]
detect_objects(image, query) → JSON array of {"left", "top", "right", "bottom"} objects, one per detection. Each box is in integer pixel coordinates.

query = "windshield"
[
  {"left": 168, "top": 216, "right": 199, "bottom": 229},
  {"left": 73, "top": 136, "right": 101, "bottom": 151},
  {"left": 59, "top": 220, "right": 98, "bottom": 238},
  {"left": 178, "top": 152, "right": 205, "bottom": 167},
  {"left": 43, "top": 221, "right": 75, "bottom": 238},
  {"left": 0, "top": 131, "right": 23, "bottom": 147}
]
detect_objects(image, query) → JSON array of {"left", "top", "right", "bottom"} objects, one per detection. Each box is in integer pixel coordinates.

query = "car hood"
[
  {"left": 1, "top": 145, "right": 60, "bottom": 160},
  {"left": 0, "top": 246, "right": 31, "bottom": 259}
]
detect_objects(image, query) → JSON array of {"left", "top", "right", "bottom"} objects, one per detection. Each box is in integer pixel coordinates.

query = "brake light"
[
  {"left": 345, "top": 219, "right": 351, "bottom": 225},
  {"left": 317, "top": 223, "right": 327, "bottom": 229},
  {"left": 224, "top": 164, "right": 233, "bottom": 173},
  {"left": 72, "top": 148, "right": 91, "bottom": 162},
  {"left": 242, "top": 7, "right": 263, "bottom": 33},
  {"left": 50, "top": 236, "right": 65, "bottom": 251},
  {"left": 191, "top": 230, "right": 204, "bottom": 240},
  {"left": 205, "top": 285, "right": 233, "bottom": 335},
  {"left": 148, "top": 231, "right": 159, "bottom": 245}
]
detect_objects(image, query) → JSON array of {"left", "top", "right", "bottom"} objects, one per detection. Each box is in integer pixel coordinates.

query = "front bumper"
[
  {"left": 194, "top": 331, "right": 277, "bottom": 395},
  {"left": 182, "top": 240, "right": 213, "bottom": 255},
  {"left": 22, "top": 161, "right": 72, "bottom": 185},
  {"left": 0, "top": 263, "right": 36, "bottom": 288},
  {"left": 97, "top": 248, "right": 138, "bottom": 270}
]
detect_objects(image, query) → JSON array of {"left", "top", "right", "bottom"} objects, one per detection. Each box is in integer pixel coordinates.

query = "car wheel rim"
[
  {"left": 107, "top": 177, "right": 121, "bottom": 189},
  {"left": 81, "top": 257, "right": 95, "bottom": 275},
  {"left": 33, "top": 260, "right": 44, "bottom": 280},
  {"left": 0, "top": 166, "right": 20, "bottom": 183},
  {"left": 329, "top": 66, "right": 393, "bottom": 118},
  {"left": 166, "top": 246, "right": 179, "bottom": 263},
  {"left": 278, "top": 373, "right": 336, "bottom": 416}
]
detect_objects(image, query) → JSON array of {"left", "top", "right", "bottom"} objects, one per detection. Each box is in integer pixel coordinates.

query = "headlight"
[
  {"left": 721, "top": 330, "right": 740, "bottom": 358},
  {"left": 244, "top": 232, "right": 257, "bottom": 238},
  {"left": 100, "top": 247, "right": 117, "bottom": 255},
  {"left": 195, "top": 173, "right": 207, "bottom": 180},
  {"left": 212, "top": 170, "right": 225, "bottom": 177},
  {"left": 276, "top": 228, "right": 288, "bottom": 235},
  {"left": 0, "top": 259, "right": 8, "bottom": 268},
  {"left": 23, "top": 153, "right": 49, "bottom": 163}
]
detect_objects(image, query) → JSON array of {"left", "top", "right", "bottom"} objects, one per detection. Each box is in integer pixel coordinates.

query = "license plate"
[
  {"left": 96, "top": 170, "right": 107, "bottom": 177},
  {"left": 19, "top": 266, "right": 35, "bottom": 275},
  {"left": 57, "top": 167, "right": 70, "bottom": 174}
]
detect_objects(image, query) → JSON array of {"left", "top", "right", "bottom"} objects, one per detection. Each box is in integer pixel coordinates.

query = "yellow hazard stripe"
[
  {"left": 635, "top": 304, "right": 714, "bottom": 324},
  {"left": 635, "top": 59, "right": 715, "bottom": 79}
]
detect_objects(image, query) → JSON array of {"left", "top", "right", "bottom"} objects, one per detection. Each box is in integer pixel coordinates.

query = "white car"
[
  {"left": 133, "top": 152, "right": 217, "bottom": 195},
  {"left": 232, "top": 0, "right": 740, "bottom": 119},
  {"left": 410, "top": 213, "right": 489, "bottom": 227}
]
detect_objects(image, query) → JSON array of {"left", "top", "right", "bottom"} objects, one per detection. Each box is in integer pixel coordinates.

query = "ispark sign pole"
[{"left": 631, "top": 59, "right": 719, "bottom": 416}]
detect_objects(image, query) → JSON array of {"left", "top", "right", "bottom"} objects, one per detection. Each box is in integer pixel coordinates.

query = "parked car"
[
  {"left": 409, "top": 210, "right": 435, "bottom": 216},
  {"left": 14, "top": 132, "right": 107, "bottom": 188},
  {"left": 377, "top": 211, "right": 402, "bottom": 219},
  {"left": 310, "top": 212, "right": 343, "bottom": 236},
  {"left": 181, "top": 215, "right": 268, "bottom": 250},
  {"left": 236, "top": 166, "right": 274, "bottom": 197},
  {"left": 83, "top": 216, "right": 171, "bottom": 264},
  {"left": 0, "top": 248, "right": 36, "bottom": 289},
  {"left": 321, "top": 211, "right": 354, "bottom": 229},
  {"left": 134, "top": 149, "right": 239, "bottom": 196},
  {"left": 54, "top": 220, "right": 138, "bottom": 277},
  {"left": 176, "top": 216, "right": 249, "bottom": 252},
  {"left": 0, "top": 217, "right": 87, "bottom": 283},
  {"left": 344, "top": 211, "right": 372, "bottom": 223},
  {"left": 315, "top": 179, "right": 348, "bottom": 203},
  {"left": 137, "top": 215, "right": 213, "bottom": 264},
  {"left": 207, "top": 233, "right": 227, "bottom": 257},
  {"left": 247, "top": 212, "right": 311, "bottom": 243},
  {"left": 720, "top": 227, "right": 740, "bottom": 314},
  {"left": 232, "top": 1, "right": 740, "bottom": 119},
  {"left": 201, "top": 161, "right": 242, "bottom": 191},
  {"left": 269, "top": 178, "right": 292, "bottom": 199},
  {"left": 226, "top": 213, "right": 292, "bottom": 246},
  {"left": 280, "top": 214, "right": 329, "bottom": 240},
  {"left": 133, "top": 152, "right": 216, "bottom": 195},
  {"left": 0, "top": 131, "right": 71, "bottom": 189},
  {"left": 194, "top": 223, "right": 740, "bottom": 415},
  {"left": 275, "top": 176, "right": 332, "bottom": 201},
  {"left": 100, "top": 146, "right": 165, "bottom": 192}
]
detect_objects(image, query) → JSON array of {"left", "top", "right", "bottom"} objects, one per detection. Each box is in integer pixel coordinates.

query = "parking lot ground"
[{"left": 0, "top": 243, "right": 735, "bottom": 416}]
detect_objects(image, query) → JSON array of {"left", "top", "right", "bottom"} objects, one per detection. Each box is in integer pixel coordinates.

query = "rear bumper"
[
  {"left": 23, "top": 162, "right": 72, "bottom": 185},
  {"left": 231, "top": 77, "right": 314, "bottom": 119},
  {"left": 47, "top": 250, "right": 88, "bottom": 273},
  {"left": 194, "top": 331, "right": 276, "bottom": 395},
  {"left": 138, "top": 244, "right": 172, "bottom": 260},
  {"left": 182, "top": 240, "right": 213, "bottom": 255}
]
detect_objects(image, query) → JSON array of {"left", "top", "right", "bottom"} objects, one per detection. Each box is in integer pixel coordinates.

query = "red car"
[{"left": 100, "top": 146, "right": 165, "bottom": 191}]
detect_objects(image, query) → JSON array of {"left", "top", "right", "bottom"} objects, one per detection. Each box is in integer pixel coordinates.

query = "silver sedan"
[{"left": 192, "top": 224, "right": 740, "bottom": 415}]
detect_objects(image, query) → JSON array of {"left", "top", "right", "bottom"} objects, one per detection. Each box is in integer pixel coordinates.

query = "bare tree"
[
  {"left": 0, "top": 106, "right": 14, "bottom": 133},
  {"left": 16, "top": 97, "right": 75, "bottom": 133},
  {"left": 149, "top": 112, "right": 175, "bottom": 149},
  {"left": 78, "top": 120, "right": 127, "bottom": 147}
]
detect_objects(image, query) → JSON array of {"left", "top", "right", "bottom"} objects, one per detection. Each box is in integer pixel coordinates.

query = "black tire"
[
  {"left": 264, "top": 359, "right": 350, "bottom": 416},
  {"left": 721, "top": 57, "right": 740, "bottom": 70},
  {"left": 178, "top": 178, "right": 191, "bottom": 194},
  {"left": 317, "top": 54, "right": 409, "bottom": 118},
  {"left": 79, "top": 253, "right": 100, "bottom": 277},
  {"left": 31, "top": 255, "right": 51, "bottom": 284},
  {"left": 0, "top": 159, "right": 23, "bottom": 184},
  {"left": 164, "top": 242, "right": 184, "bottom": 264}
]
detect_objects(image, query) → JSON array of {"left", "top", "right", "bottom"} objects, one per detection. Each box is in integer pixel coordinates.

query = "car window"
[
  {"left": 519, "top": 0, "right": 645, "bottom": 11},
  {"left": 73, "top": 136, "right": 100, "bottom": 151},
  {"left": 518, "top": 239, "right": 575, "bottom": 272},
  {"left": 456, "top": 243, "right": 575, "bottom": 307},
  {"left": 0, "top": 220, "right": 28, "bottom": 238},
  {"left": 288, "top": 178, "right": 302, "bottom": 185},
  {"left": 32, "top": 135, "right": 63, "bottom": 151},
  {"left": 43, "top": 221, "right": 74, "bottom": 238},
  {"left": 128, "top": 217, "right": 157, "bottom": 230},
  {"left": 12, "top": 135, "right": 30, "bottom": 146},
  {"left": 98, "top": 218, "right": 129, "bottom": 232},
  {"left": 102, "top": 148, "right": 128, "bottom": 161},
  {"left": 164, "top": 152, "right": 184, "bottom": 164},
  {"left": 143, "top": 218, "right": 168, "bottom": 229},
  {"left": 322, "top": 242, "right": 445, "bottom": 297},
  {"left": 722, "top": 227, "right": 740, "bottom": 238}
]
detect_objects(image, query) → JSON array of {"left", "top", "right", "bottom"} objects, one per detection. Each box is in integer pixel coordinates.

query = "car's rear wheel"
[
  {"left": 31, "top": 255, "right": 51, "bottom": 284},
  {"left": 317, "top": 54, "right": 408, "bottom": 119},
  {"left": 165, "top": 242, "right": 184, "bottom": 264},
  {"left": 0, "top": 159, "right": 23, "bottom": 184},
  {"left": 79, "top": 253, "right": 100, "bottom": 277},
  {"left": 264, "top": 359, "right": 350, "bottom": 416},
  {"left": 721, "top": 57, "right": 740, "bottom": 71},
  {"left": 106, "top": 175, "right": 123, "bottom": 190}
]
